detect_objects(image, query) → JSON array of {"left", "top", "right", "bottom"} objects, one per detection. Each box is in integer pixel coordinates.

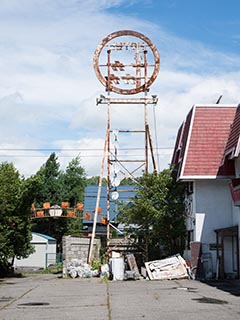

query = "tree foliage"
[
  {"left": 0, "top": 162, "right": 36, "bottom": 273},
  {"left": 119, "top": 177, "right": 137, "bottom": 185},
  {"left": 61, "top": 157, "right": 86, "bottom": 207},
  {"left": 86, "top": 176, "right": 107, "bottom": 185},
  {"left": 33, "top": 153, "right": 61, "bottom": 205},
  {"left": 31, "top": 153, "right": 86, "bottom": 248},
  {"left": 86, "top": 176, "right": 137, "bottom": 186},
  {"left": 0, "top": 154, "right": 87, "bottom": 273},
  {"left": 118, "top": 168, "right": 186, "bottom": 262}
]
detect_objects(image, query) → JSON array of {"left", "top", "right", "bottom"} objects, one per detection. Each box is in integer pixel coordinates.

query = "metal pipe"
[
  {"left": 147, "top": 124, "right": 158, "bottom": 172},
  {"left": 88, "top": 132, "right": 107, "bottom": 265},
  {"left": 106, "top": 91, "right": 111, "bottom": 261}
]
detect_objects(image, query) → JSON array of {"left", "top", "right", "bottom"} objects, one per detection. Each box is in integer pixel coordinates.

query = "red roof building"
[
  {"left": 171, "top": 103, "right": 240, "bottom": 279},
  {"left": 224, "top": 106, "right": 240, "bottom": 159},
  {"left": 172, "top": 105, "right": 237, "bottom": 180}
]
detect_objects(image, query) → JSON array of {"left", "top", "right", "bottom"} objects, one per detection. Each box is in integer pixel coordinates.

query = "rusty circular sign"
[{"left": 93, "top": 30, "right": 160, "bottom": 95}]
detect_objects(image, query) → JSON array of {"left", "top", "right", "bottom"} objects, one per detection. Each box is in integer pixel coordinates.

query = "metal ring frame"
[{"left": 93, "top": 30, "right": 160, "bottom": 95}]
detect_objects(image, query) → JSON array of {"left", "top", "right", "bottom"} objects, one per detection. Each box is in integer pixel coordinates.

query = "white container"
[
  {"left": 49, "top": 205, "right": 62, "bottom": 217},
  {"left": 110, "top": 257, "right": 124, "bottom": 281}
]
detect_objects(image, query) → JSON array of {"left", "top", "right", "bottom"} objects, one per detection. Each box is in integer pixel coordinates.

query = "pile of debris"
[
  {"left": 65, "top": 254, "right": 189, "bottom": 281},
  {"left": 144, "top": 254, "right": 189, "bottom": 280},
  {"left": 108, "top": 253, "right": 189, "bottom": 281},
  {"left": 65, "top": 259, "right": 99, "bottom": 279},
  {"left": 110, "top": 253, "right": 141, "bottom": 281},
  {"left": 64, "top": 253, "right": 141, "bottom": 280}
]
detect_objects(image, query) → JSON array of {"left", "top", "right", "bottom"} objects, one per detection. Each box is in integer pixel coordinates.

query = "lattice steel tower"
[{"left": 88, "top": 30, "right": 160, "bottom": 264}]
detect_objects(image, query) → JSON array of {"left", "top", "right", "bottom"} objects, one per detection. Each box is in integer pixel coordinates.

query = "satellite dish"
[{"left": 112, "top": 191, "right": 119, "bottom": 201}]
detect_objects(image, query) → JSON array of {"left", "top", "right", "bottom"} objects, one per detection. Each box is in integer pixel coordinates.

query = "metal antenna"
[{"left": 216, "top": 95, "right": 223, "bottom": 104}]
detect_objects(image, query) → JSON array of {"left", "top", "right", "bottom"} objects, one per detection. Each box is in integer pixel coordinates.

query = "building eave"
[{"left": 179, "top": 175, "right": 234, "bottom": 181}]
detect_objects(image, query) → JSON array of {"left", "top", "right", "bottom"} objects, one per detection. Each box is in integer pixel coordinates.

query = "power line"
[
  {"left": 153, "top": 104, "right": 160, "bottom": 170},
  {"left": 0, "top": 147, "right": 174, "bottom": 151},
  {"left": 0, "top": 153, "right": 173, "bottom": 158},
  {"left": 0, "top": 147, "right": 174, "bottom": 159}
]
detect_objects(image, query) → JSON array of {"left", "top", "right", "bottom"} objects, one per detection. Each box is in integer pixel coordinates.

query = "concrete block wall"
[{"left": 62, "top": 236, "right": 101, "bottom": 272}]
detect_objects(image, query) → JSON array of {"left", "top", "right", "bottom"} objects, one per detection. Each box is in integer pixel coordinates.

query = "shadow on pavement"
[{"left": 202, "top": 279, "right": 240, "bottom": 297}]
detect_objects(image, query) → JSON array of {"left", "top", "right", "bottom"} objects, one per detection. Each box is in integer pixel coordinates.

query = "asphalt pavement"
[{"left": 0, "top": 274, "right": 240, "bottom": 320}]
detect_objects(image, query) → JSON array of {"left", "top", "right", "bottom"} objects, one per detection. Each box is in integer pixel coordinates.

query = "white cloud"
[
  {"left": 0, "top": 0, "right": 240, "bottom": 177},
  {"left": 54, "top": 137, "right": 107, "bottom": 177}
]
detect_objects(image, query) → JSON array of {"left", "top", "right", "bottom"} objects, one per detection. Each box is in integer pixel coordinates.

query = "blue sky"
[
  {"left": 111, "top": 0, "right": 240, "bottom": 54},
  {"left": 0, "top": 0, "right": 239, "bottom": 177}
]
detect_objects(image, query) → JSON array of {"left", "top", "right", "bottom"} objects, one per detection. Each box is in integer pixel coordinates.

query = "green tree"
[
  {"left": 61, "top": 156, "right": 86, "bottom": 207},
  {"left": 32, "top": 154, "right": 86, "bottom": 249},
  {"left": 86, "top": 176, "right": 107, "bottom": 185},
  {"left": 118, "top": 168, "right": 186, "bottom": 262},
  {"left": 0, "top": 163, "right": 35, "bottom": 273},
  {"left": 119, "top": 177, "right": 138, "bottom": 185},
  {"left": 34, "top": 153, "right": 62, "bottom": 206},
  {"left": 58, "top": 156, "right": 86, "bottom": 238}
]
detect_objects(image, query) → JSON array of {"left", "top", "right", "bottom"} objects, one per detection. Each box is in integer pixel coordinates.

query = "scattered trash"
[
  {"left": 126, "top": 254, "right": 140, "bottom": 279},
  {"left": 109, "top": 253, "right": 141, "bottom": 281},
  {"left": 124, "top": 270, "right": 140, "bottom": 280},
  {"left": 66, "top": 259, "right": 99, "bottom": 279},
  {"left": 111, "top": 251, "right": 121, "bottom": 258},
  {"left": 145, "top": 254, "right": 188, "bottom": 280},
  {"left": 100, "top": 264, "right": 110, "bottom": 278},
  {"left": 67, "top": 254, "right": 190, "bottom": 281}
]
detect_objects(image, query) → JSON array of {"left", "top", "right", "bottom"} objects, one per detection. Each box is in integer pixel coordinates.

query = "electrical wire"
[
  {"left": 153, "top": 104, "right": 160, "bottom": 171},
  {"left": 0, "top": 147, "right": 173, "bottom": 151},
  {"left": 0, "top": 147, "right": 173, "bottom": 158}
]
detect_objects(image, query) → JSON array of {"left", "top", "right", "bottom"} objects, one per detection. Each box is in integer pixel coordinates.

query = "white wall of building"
[
  {"left": 188, "top": 179, "right": 240, "bottom": 276},
  {"left": 194, "top": 180, "right": 233, "bottom": 244},
  {"left": 232, "top": 201, "right": 240, "bottom": 227},
  {"left": 14, "top": 233, "right": 56, "bottom": 269}
]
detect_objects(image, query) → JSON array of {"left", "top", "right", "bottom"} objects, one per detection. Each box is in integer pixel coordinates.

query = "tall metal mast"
[{"left": 88, "top": 30, "right": 160, "bottom": 264}]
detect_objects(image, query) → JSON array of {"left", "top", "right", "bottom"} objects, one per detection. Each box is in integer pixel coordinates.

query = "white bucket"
[{"left": 110, "top": 257, "right": 124, "bottom": 281}]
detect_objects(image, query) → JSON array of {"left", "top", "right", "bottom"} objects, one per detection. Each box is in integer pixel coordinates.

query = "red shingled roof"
[
  {"left": 172, "top": 105, "right": 237, "bottom": 180},
  {"left": 224, "top": 106, "right": 240, "bottom": 159}
]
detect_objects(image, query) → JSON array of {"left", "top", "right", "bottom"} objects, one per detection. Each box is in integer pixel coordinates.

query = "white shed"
[{"left": 14, "top": 232, "right": 57, "bottom": 269}]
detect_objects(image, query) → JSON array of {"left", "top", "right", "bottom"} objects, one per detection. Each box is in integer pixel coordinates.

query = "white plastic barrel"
[{"left": 110, "top": 257, "right": 124, "bottom": 281}]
